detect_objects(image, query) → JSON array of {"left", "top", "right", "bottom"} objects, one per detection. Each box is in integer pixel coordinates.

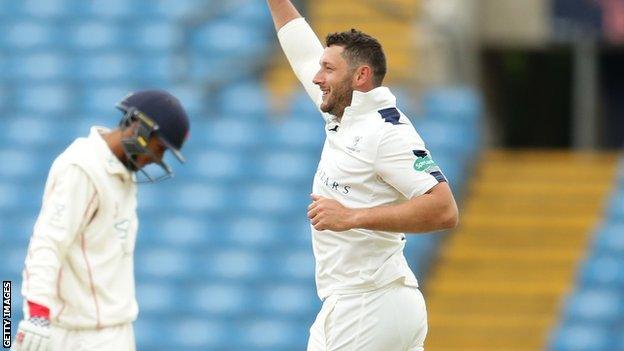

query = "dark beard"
[{"left": 321, "top": 79, "right": 353, "bottom": 118}]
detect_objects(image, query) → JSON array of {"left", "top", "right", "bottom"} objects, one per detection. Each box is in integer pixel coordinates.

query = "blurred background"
[{"left": 0, "top": 0, "right": 623, "bottom": 350}]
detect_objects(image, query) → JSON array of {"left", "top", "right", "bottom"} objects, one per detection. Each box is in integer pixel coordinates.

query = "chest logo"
[{"left": 346, "top": 136, "right": 363, "bottom": 153}]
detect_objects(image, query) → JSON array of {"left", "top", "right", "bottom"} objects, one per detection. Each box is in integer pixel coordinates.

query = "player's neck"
[{"left": 100, "top": 129, "right": 126, "bottom": 163}]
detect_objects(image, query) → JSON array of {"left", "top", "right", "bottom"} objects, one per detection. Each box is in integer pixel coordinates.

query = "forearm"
[
  {"left": 23, "top": 242, "right": 63, "bottom": 308},
  {"left": 267, "top": 0, "right": 302, "bottom": 30},
  {"left": 351, "top": 188, "right": 458, "bottom": 233}
]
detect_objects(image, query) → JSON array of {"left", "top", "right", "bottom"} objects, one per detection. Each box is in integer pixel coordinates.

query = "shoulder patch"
[
  {"left": 378, "top": 107, "right": 405, "bottom": 125},
  {"left": 413, "top": 150, "right": 447, "bottom": 183}
]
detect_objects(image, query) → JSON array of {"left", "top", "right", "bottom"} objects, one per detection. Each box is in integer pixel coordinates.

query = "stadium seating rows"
[
  {"left": 0, "top": 1, "right": 481, "bottom": 350},
  {"left": 549, "top": 156, "right": 624, "bottom": 351}
]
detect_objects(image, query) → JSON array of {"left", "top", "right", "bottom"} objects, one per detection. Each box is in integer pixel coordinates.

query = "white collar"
[
  {"left": 347, "top": 86, "right": 396, "bottom": 114},
  {"left": 88, "top": 126, "right": 133, "bottom": 181}
]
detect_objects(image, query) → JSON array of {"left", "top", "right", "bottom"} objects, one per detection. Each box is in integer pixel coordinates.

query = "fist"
[{"left": 307, "top": 194, "right": 356, "bottom": 232}]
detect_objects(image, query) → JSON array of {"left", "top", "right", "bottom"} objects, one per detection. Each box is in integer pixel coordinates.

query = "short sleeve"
[{"left": 374, "top": 127, "right": 447, "bottom": 199}]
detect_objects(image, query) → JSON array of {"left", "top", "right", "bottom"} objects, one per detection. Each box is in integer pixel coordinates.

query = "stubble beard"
[{"left": 320, "top": 78, "right": 354, "bottom": 119}]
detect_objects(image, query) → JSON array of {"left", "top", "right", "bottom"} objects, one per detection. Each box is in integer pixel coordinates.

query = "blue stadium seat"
[
  {"left": 593, "top": 222, "right": 624, "bottom": 255},
  {"left": 579, "top": 255, "right": 624, "bottom": 289},
  {"left": 607, "top": 190, "right": 624, "bottom": 220},
  {"left": 80, "top": 84, "right": 136, "bottom": 115},
  {"left": 238, "top": 318, "right": 301, "bottom": 350},
  {"left": 191, "top": 20, "right": 269, "bottom": 57},
  {"left": 549, "top": 323, "right": 616, "bottom": 351},
  {"left": 151, "top": 0, "right": 210, "bottom": 19},
  {"left": 2, "top": 115, "right": 70, "bottom": 148},
  {"left": 392, "top": 86, "right": 421, "bottom": 119},
  {"left": 178, "top": 149, "right": 247, "bottom": 180},
  {"left": 421, "top": 86, "right": 482, "bottom": 123},
  {"left": 238, "top": 183, "right": 306, "bottom": 215},
  {"left": 80, "top": 0, "right": 137, "bottom": 19},
  {"left": 225, "top": 0, "right": 273, "bottom": 26},
  {"left": 217, "top": 80, "right": 271, "bottom": 117},
  {"left": 0, "top": 85, "right": 7, "bottom": 110},
  {"left": 134, "top": 54, "right": 175, "bottom": 84},
  {"left": 73, "top": 53, "right": 135, "bottom": 82},
  {"left": 432, "top": 152, "right": 465, "bottom": 186},
  {"left": 17, "top": 0, "right": 71, "bottom": 18},
  {"left": 0, "top": 149, "right": 45, "bottom": 181},
  {"left": 416, "top": 119, "right": 479, "bottom": 156},
  {"left": 137, "top": 183, "right": 171, "bottom": 212},
  {"left": 221, "top": 216, "right": 281, "bottom": 248},
  {"left": 138, "top": 214, "right": 216, "bottom": 248},
  {"left": 132, "top": 22, "right": 181, "bottom": 52},
  {"left": 288, "top": 89, "right": 320, "bottom": 117},
  {"left": 133, "top": 319, "right": 168, "bottom": 351},
  {"left": 171, "top": 183, "right": 230, "bottom": 213},
  {"left": 0, "top": 213, "right": 36, "bottom": 247},
  {"left": 0, "top": 183, "right": 45, "bottom": 211},
  {"left": 15, "top": 84, "right": 73, "bottom": 114},
  {"left": 134, "top": 248, "right": 195, "bottom": 281},
  {"left": 253, "top": 150, "right": 317, "bottom": 182},
  {"left": 202, "top": 248, "right": 266, "bottom": 281},
  {"left": 167, "top": 84, "right": 206, "bottom": 116},
  {"left": 12, "top": 52, "right": 68, "bottom": 81},
  {"left": 200, "top": 119, "right": 262, "bottom": 149},
  {"left": 67, "top": 21, "right": 122, "bottom": 51},
  {"left": 167, "top": 317, "right": 230, "bottom": 350},
  {"left": 256, "top": 283, "right": 319, "bottom": 316},
  {"left": 4, "top": 21, "right": 58, "bottom": 49},
  {"left": 562, "top": 288, "right": 623, "bottom": 325},
  {"left": 404, "top": 232, "right": 441, "bottom": 278},
  {"left": 188, "top": 283, "right": 250, "bottom": 316},
  {"left": 135, "top": 282, "right": 177, "bottom": 315},
  {"left": 265, "top": 118, "right": 325, "bottom": 151},
  {"left": 269, "top": 249, "right": 316, "bottom": 281}
]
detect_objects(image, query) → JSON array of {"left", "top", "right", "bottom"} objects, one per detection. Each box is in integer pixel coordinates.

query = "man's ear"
[{"left": 353, "top": 65, "right": 373, "bottom": 87}]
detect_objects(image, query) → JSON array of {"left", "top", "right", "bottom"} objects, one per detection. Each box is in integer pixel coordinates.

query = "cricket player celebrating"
[
  {"left": 267, "top": 1, "right": 459, "bottom": 350},
  {"left": 12, "top": 90, "right": 190, "bottom": 351}
]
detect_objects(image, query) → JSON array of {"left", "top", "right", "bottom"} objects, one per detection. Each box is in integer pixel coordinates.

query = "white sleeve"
[
  {"left": 22, "top": 164, "right": 98, "bottom": 309},
  {"left": 374, "top": 127, "right": 446, "bottom": 199},
  {"left": 277, "top": 18, "right": 324, "bottom": 109}
]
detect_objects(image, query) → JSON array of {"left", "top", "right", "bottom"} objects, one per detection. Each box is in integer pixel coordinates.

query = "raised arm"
[
  {"left": 267, "top": 0, "right": 325, "bottom": 111},
  {"left": 267, "top": 0, "right": 302, "bottom": 31}
]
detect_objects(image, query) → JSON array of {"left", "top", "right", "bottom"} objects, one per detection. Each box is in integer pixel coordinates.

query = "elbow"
[
  {"left": 438, "top": 203, "right": 459, "bottom": 230},
  {"left": 442, "top": 207, "right": 459, "bottom": 229}
]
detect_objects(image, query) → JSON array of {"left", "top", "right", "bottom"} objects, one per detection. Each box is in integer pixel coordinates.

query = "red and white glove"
[{"left": 11, "top": 302, "right": 50, "bottom": 351}]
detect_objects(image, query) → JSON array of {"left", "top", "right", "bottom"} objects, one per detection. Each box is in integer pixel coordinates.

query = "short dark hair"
[{"left": 325, "top": 29, "right": 387, "bottom": 86}]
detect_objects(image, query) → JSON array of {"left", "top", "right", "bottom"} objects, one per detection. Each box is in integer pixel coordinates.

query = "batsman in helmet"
[{"left": 11, "top": 90, "right": 190, "bottom": 351}]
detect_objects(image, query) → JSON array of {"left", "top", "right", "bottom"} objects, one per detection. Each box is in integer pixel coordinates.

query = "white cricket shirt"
[
  {"left": 22, "top": 127, "right": 139, "bottom": 329},
  {"left": 279, "top": 18, "right": 447, "bottom": 299}
]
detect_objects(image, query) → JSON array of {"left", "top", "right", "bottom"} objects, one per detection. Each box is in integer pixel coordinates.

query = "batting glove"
[
  {"left": 11, "top": 317, "right": 50, "bottom": 351},
  {"left": 11, "top": 301, "right": 51, "bottom": 351}
]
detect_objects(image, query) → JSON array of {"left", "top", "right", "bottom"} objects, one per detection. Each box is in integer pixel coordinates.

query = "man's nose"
[{"left": 313, "top": 71, "right": 323, "bottom": 85}]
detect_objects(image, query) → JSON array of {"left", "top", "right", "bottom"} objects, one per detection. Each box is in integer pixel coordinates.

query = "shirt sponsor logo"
[
  {"left": 413, "top": 150, "right": 437, "bottom": 172},
  {"left": 316, "top": 168, "right": 350, "bottom": 195}
]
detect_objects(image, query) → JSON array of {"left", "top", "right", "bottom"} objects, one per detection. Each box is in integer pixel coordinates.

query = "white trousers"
[
  {"left": 307, "top": 282, "right": 428, "bottom": 351},
  {"left": 50, "top": 323, "right": 135, "bottom": 351}
]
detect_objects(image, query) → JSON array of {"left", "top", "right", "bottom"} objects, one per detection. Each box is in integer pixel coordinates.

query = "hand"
[
  {"left": 307, "top": 194, "right": 357, "bottom": 231},
  {"left": 11, "top": 318, "right": 50, "bottom": 351}
]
